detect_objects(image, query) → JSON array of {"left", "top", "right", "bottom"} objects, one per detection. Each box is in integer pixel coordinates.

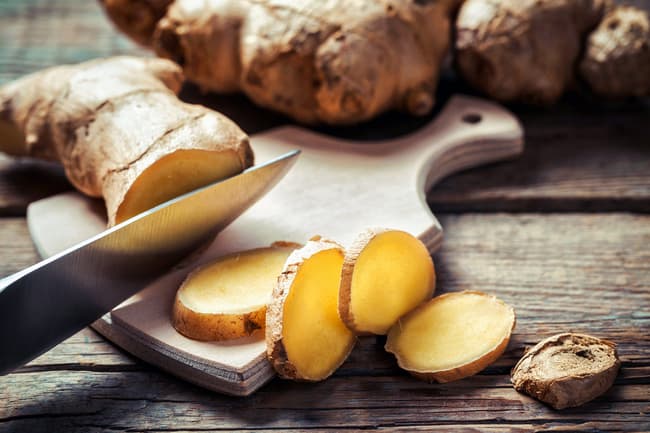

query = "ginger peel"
[{"left": 102, "top": 0, "right": 463, "bottom": 125}]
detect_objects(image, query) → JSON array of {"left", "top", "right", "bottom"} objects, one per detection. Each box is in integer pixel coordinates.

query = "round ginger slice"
[
  {"left": 511, "top": 333, "right": 621, "bottom": 409},
  {"left": 266, "top": 237, "right": 356, "bottom": 381},
  {"left": 339, "top": 228, "right": 435, "bottom": 335},
  {"left": 385, "top": 291, "right": 516, "bottom": 383},
  {"left": 172, "top": 244, "right": 297, "bottom": 341}
]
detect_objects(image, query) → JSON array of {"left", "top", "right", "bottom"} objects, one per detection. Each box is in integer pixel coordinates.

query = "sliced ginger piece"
[
  {"left": 385, "top": 291, "right": 515, "bottom": 383},
  {"left": 511, "top": 333, "right": 621, "bottom": 409},
  {"left": 172, "top": 243, "right": 297, "bottom": 341},
  {"left": 266, "top": 237, "right": 356, "bottom": 381},
  {"left": 339, "top": 228, "right": 435, "bottom": 335}
]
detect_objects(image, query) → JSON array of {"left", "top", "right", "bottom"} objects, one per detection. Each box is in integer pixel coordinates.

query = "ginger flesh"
[
  {"left": 116, "top": 149, "right": 243, "bottom": 223},
  {"left": 385, "top": 291, "right": 515, "bottom": 382},
  {"left": 178, "top": 246, "right": 295, "bottom": 314},
  {"left": 267, "top": 239, "right": 356, "bottom": 381},
  {"left": 172, "top": 245, "right": 296, "bottom": 341},
  {"left": 0, "top": 56, "right": 253, "bottom": 226},
  {"left": 282, "top": 249, "right": 354, "bottom": 379},
  {"left": 340, "top": 229, "right": 435, "bottom": 335}
]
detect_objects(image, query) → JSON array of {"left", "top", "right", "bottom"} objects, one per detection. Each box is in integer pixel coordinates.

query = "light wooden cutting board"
[{"left": 27, "top": 95, "right": 523, "bottom": 396}]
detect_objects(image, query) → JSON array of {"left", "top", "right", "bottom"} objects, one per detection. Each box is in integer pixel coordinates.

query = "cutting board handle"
[{"left": 394, "top": 95, "right": 524, "bottom": 194}]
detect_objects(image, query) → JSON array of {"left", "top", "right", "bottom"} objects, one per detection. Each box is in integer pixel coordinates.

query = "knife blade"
[{"left": 0, "top": 150, "right": 299, "bottom": 375}]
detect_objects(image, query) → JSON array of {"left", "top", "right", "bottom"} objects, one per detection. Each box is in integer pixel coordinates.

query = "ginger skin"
[
  {"left": 100, "top": 0, "right": 649, "bottom": 118},
  {"left": 102, "top": 0, "right": 462, "bottom": 125},
  {"left": 511, "top": 333, "right": 620, "bottom": 409},
  {"left": 0, "top": 56, "right": 253, "bottom": 226},
  {"left": 580, "top": 6, "right": 650, "bottom": 98},
  {"left": 455, "top": 0, "right": 610, "bottom": 105},
  {"left": 456, "top": 0, "right": 649, "bottom": 104}
]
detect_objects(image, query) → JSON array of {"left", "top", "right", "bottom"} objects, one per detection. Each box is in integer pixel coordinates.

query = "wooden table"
[{"left": 1, "top": 1, "right": 649, "bottom": 431}]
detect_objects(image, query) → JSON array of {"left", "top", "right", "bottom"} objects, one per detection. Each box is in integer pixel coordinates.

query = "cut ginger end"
[
  {"left": 172, "top": 244, "right": 297, "bottom": 342},
  {"left": 266, "top": 239, "right": 356, "bottom": 381},
  {"left": 385, "top": 291, "right": 515, "bottom": 383},
  {"left": 340, "top": 229, "right": 435, "bottom": 335},
  {"left": 115, "top": 149, "right": 243, "bottom": 224}
]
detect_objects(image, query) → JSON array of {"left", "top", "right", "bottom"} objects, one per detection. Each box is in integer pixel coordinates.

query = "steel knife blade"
[{"left": 0, "top": 150, "right": 299, "bottom": 375}]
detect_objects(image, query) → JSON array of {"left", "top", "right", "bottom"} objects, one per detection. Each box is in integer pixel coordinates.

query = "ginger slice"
[
  {"left": 266, "top": 237, "right": 356, "bottom": 381},
  {"left": 385, "top": 291, "right": 515, "bottom": 383},
  {"left": 172, "top": 244, "right": 297, "bottom": 341},
  {"left": 339, "top": 228, "right": 435, "bottom": 335},
  {"left": 511, "top": 333, "right": 621, "bottom": 409}
]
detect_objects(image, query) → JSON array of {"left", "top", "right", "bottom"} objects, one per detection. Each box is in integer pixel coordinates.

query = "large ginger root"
[
  {"left": 456, "top": 0, "right": 610, "bottom": 104},
  {"left": 339, "top": 228, "right": 435, "bottom": 335},
  {"left": 101, "top": 0, "right": 461, "bottom": 125},
  {"left": 580, "top": 6, "right": 650, "bottom": 98},
  {"left": 172, "top": 243, "right": 297, "bottom": 341},
  {"left": 511, "top": 333, "right": 620, "bottom": 409},
  {"left": 266, "top": 237, "right": 356, "bottom": 381},
  {"left": 385, "top": 291, "right": 515, "bottom": 383},
  {"left": 0, "top": 56, "right": 253, "bottom": 226}
]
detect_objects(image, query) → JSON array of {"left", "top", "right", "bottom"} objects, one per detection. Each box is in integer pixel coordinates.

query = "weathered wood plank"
[
  {"left": 0, "top": 0, "right": 146, "bottom": 84},
  {"left": 0, "top": 217, "right": 39, "bottom": 275},
  {"left": 428, "top": 107, "right": 650, "bottom": 212},
  {"left": 2, "top": 213, "right": 648, "bottom": 369},
  {"left": 1, "top": 214, "right": 648, "bottom": 431},
  {"left": 1, "top": 370, "right": 648, "bottom": 431}
]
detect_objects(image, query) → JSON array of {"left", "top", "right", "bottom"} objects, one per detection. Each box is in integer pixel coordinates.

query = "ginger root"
[
  {"left": 99, "top": 0, "right": 650, "bottom": 121},
  {"left": 580, "top": 6, "right": 650, "bottom": 98},
  {"left": 0, "top": 56, "right": 253, "bottom": 226},
  {"left": 101, "top": 0, "right": 461, "bottom": 125},
  {"left": 339, "top": 228, "right": 435, "bottom": 335},
  {"left": 511, "top": 333, "right": 621, "bottom": 409},
  {"left": 456, "top": 0, "right": 650, "bottom": 103},
  {"left": 385, "top": 291, "right": 515, "bottom": 383},
  {"left": 455, "top": 0, "right": 610, "bottom": 104},
  {"left": 266, "top": 237, "right": 356, "bottom": 381},
  {"left": 172, "top": 243, "right": 298, "bottom": 341}
]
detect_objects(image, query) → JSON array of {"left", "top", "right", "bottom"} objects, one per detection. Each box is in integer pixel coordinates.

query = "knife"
[{"left": 0, "top": 150, "right": 299, "bottom": 375}]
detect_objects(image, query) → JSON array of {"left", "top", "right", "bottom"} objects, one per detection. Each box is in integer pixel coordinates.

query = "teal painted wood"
[{"left": 0, "top": 0, "right": 146, "bottom": 84}]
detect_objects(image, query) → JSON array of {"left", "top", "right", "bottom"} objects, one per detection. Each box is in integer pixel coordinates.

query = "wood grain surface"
[
  {"left": 2, "top": 214, "right": 649, "bottom": 432},
  {"left": 0, "top": 0, "right": 649, "bottom": 432}
]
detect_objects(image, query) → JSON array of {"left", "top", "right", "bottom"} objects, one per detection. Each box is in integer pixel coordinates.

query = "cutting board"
[{"left": 27, "top": 95, "right": 523, "bottom": 396}]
